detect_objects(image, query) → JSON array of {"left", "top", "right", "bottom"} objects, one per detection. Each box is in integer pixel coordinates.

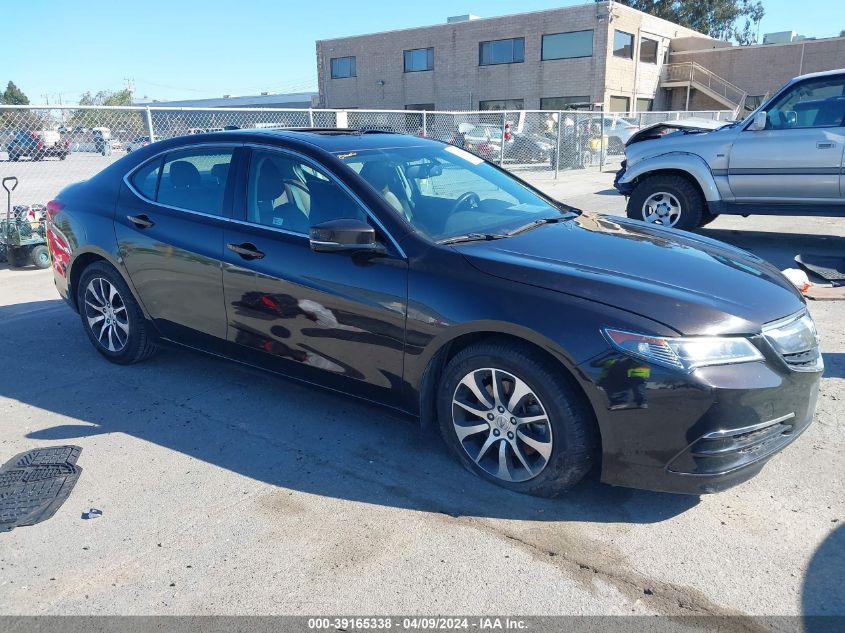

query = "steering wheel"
[{"left": 452, "top": 192, "right": 481, "bottom": 214}]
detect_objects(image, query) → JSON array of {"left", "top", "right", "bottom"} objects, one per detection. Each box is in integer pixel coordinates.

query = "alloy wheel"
[
  {"left": 641, "top": 191, "right": 681, "bottom": 226},
  {"left": 83, "top": 277, "right": 130, "bottom": 352},
  {"left": 452, "top": 368, "right": 553, "bottom": 483}
]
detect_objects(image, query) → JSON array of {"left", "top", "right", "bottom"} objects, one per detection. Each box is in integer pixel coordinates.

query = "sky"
[{"left": 4, "top": 0, "right": 841, "bottom": 105}]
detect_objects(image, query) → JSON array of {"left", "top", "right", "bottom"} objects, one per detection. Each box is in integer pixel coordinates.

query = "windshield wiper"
[
  {"left": 440, "top": 232, "right": 508, "bottom": 245},
  {"left": 504, "top": 215, "right": 571, "bottom": 237}
]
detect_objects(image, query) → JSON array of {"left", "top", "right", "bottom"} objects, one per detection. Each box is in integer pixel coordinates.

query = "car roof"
[
  {"left": 789, "top": 67, "right": 845, "bottom": 83},
  {"left": 228, "top": 128, "right": 435, "bottom": 153}
]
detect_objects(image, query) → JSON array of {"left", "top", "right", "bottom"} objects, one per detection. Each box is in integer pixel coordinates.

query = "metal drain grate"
[{"left": 0, "top": 446, "right": 82, "bottom": 532}]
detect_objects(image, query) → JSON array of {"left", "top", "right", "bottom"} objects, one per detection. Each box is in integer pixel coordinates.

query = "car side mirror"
[
  {"left": 309, "top": 218, "right": 385, "bottom": 254},
  {"left": 748, "top": 110, "right": 768, "bottom": 131}
]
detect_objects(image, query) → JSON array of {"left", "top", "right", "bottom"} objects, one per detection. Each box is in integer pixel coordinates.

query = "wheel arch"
[
  {"left": 67, "top": 249, "right": 145, "bottom": 317},
  {"left": 620, "top": 154, "right": 718, "bottom": 203},
  {"left": 417, "top": 326, "right": 599, "bottom": 448}
]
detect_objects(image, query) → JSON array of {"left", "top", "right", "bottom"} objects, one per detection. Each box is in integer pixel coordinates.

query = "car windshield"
[{"left": 336, "top": 143, "right": 572, "bottom": 242}]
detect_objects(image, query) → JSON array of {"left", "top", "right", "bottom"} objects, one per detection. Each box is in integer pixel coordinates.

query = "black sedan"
[{"left": 46, "top": 129, "right": 822, "bottom": 496}]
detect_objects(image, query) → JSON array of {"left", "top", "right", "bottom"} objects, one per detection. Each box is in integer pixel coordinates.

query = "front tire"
[
  {"left": 77, "top": 261, "right": 158, "bottom": 364},
  {"left": 437, "top": 341, "right": 596, "bottom": 497},
  {"left": 627, "top": 174, "right": 703, "bottom": 231},
  {"left": 698, "top": 211, "right": 718, "bottom": 227}
]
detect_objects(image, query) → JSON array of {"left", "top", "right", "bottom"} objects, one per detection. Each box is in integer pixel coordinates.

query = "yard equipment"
[{"left": 1, "top": 177, "right": 51, "bottom": 269}]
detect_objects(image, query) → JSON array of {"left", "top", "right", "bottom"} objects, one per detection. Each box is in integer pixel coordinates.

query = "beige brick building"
[
  {"left": 316, "top": 2, "right": 710, "bottom": 112},
  {"left": 666, "top": 35, "right": 845, "bottom": 111}
]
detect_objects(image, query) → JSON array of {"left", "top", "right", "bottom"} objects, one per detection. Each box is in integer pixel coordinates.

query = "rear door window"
[{"left": 156, "top": 149, "right": 235, "bottom": 215}]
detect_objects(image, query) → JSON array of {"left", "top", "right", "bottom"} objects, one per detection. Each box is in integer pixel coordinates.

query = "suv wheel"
[
  {"left": 437, "top": 341, "right": 596, "bottom": 497},
  {"left": 627, "top": 174, "right": 703, "bottom": 231},
  {"left": 77, "top": 262, "right": 158, "bottom": 364}
]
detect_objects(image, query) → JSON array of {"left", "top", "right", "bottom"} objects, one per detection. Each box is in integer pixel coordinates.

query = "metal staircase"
[{"left": 660, "top": 62, "right": 747, "bottom": 116}]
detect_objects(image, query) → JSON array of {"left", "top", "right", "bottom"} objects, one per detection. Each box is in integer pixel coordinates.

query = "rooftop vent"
[
  {"left": 763, "top": 31, "right": 806, "bottom": 44},
  {"left": 447, "top": 14, "right": 480, "bottom": 23}
]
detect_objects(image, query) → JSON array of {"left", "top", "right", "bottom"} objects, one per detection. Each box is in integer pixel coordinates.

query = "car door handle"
[
  {"left": 227, "top": 242, "right": 265, "bottom": 260},
  {"left": 816, "top": 142, "right": 835, "bottom": 149},
  {"left": 126, "top": 214, "right": 154, "bottom": 229}
]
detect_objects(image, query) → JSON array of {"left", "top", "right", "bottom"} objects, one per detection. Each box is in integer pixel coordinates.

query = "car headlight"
[
  {"left": 763, "top": 313, "right": 818, "bottom": 355},
  {"left": 603, "top": 329, "right": 764, "bottom": 372}
]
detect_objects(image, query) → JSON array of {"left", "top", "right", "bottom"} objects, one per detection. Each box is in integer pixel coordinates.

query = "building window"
[
  {"left": 479, "top": 38, "right": 525, "bottom": 66},
  {"left": 330, "top": 56, "right": 356, "bottom": 79},
  {"left": 479, "top": 99, "right": 524, "bottom": 111},
  {"left": 635, "top": 98, "right": 653, "bottom": 112},
  {"left": 540, "top": 96, "right": 591, "bottom": 110},
  {"left": 640, "top": 37, "right": 658, "bottom": 64},
  {"left": 404, "top": 48, "right": 434, "bottom": 73},
  {"left": 541, "top": 31, "right": 594, "bottom": 61},
  {"left": 405, "top": 103, "right": 435, "bottom": 111},
  {"left": 613, "top": 31, "right": 634, "bottom": 59},
  {"left": 608, "top": 96, "right": 631, "bottom": 113}
]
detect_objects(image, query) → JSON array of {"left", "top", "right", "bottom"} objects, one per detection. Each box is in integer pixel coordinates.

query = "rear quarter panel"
[{"left": 51, "top": 164, "right": 128, "bottom": 311}]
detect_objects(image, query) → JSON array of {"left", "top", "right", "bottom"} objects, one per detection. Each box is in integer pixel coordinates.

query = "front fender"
[{"left": 619, "top": 153, "right": 720, "bottom": 202}]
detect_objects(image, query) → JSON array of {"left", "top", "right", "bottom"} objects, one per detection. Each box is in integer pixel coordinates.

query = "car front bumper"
[
  {"left": 613, "top": 161, "right": 633, "bottom": 196},
  {"left": 579, "top": 346, "right": 821, "bottom": 495}
]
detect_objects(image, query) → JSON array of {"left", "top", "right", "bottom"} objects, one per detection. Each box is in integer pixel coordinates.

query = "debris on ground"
[{"left": 0, "top": 446, "right": 82, "bottom": 532}]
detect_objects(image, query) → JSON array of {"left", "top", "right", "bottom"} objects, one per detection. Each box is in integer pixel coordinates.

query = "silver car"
[{"left": 615, "top": 68, "right": 845, "bottom": 231}]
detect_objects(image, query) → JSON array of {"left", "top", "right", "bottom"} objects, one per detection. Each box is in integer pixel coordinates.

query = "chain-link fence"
[{"left": 0, "top": 105, "right": 733, "bottom": 207}]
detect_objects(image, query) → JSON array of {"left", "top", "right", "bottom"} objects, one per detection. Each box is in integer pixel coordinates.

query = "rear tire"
[
  {"left": 31, "top": 244, "right": 50, "bottom": 269},
  {"left": 437, "top": 340, "right": 597, "bottom": 497},
  {"left": 7, "top": 248, "right": 20, "bottom": 268},
  {"left": 627, "top": 174, "right": 703, "bottom": 232},
  {"left": 77, "top": 261, "right": 158, "bottom": 364}
]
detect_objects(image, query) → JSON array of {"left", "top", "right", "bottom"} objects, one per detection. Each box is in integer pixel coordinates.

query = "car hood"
[
  {"left": 453, "top": 213, "right": 804, "bottom": 335},
  {"left": 626, "top": 118, "right": 731, "bottom": 146}
]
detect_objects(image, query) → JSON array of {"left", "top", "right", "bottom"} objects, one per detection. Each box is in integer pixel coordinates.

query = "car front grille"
[{"left": 782, "top": 348, "right": 822, "bottom": 370}]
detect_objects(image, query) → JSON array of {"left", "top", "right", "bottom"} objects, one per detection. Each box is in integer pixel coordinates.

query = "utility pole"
[{"left": 124, "top": 77, "right": 135, "bottom": 104}]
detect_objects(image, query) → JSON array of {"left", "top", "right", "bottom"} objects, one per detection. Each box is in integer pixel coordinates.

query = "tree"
[
  {"left": 2, "top": 81, "right": 30, "bottom": 105},
  {"left": 619, "top": 0, "right": 765, "bottom": 44},
  {"left": 69, "top": 88, "right": 142, "bottom": 137},
  {"left": 77, "top": 88, "right": 133, "bottom": 107}
]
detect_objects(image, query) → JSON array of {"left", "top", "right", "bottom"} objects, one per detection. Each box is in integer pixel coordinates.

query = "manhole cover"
[{"left": 0, "top": 446, "right": 82, "bottom": 532}]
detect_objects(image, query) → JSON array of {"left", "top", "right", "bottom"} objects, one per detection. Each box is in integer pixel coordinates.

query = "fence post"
[
  {"left": 145, "top": 107, "right": 156, "bottom": 142},
  {"left": 499, "top": 112, "right": 506, "bottom": 166},
  {"left": 554, "top": 111, "right": 562, "bottom": 180},
  {"left": 422, "top": 111, "right": 428, "bottom": 137},
  {"left": 599, "top": 108, "right": 605, "bottom": 171},
  {"left": 308, "top": 109, "right": 315, "bottom": 127}
]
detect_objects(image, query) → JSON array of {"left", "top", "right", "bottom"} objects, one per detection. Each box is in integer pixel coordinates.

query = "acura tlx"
[{"left": 44, "top": 128, "right": 821, "bottom": 496}]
